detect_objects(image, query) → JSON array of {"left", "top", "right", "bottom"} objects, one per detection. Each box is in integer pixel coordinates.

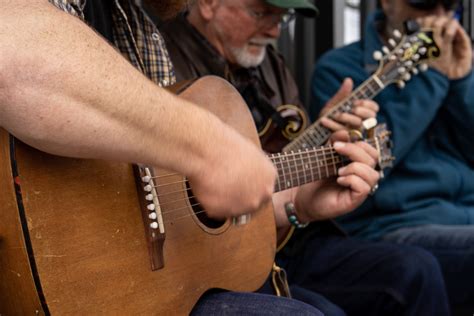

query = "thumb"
[{"left": 326, "top": 78, "right": 353, "bottom": 110}]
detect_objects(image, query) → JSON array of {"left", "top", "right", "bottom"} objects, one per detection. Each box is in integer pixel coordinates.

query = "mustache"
[{"left": 248, "top": 38, "right": 277, "bottom": 46}]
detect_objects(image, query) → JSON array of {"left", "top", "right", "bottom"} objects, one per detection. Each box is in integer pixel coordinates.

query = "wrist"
[{"left": 284, "top": 201, "right": 309, "bottom": 229}]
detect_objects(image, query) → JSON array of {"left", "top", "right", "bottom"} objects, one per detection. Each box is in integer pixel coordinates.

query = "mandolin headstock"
[{"left": 373, "top": 20, "right": 441, "bottom": 89}]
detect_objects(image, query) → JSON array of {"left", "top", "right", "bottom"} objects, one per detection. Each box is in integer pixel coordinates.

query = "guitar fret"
[
  {"left": 299, "top": 150, "right": 307, "bottom": 185},
  {"left": 322, "top": 147, "right": 330, "bottom": 177},
  {"left": 286, "top": 152, "right": 294, "bottom": 188},
  {"left": 274, "top": 154, "right": 283, "bottom": 192},
  {"left": 329, "top": 146, "right": 338, "bottom": 176},
  {"left": 306, "top": 148, "right": 315, "bottom": 183}
]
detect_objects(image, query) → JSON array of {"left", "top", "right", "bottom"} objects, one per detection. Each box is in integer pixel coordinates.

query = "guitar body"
[
  {"left": 0, "top": 76, "right": 276, "bottom": 315},
  {"left": 258, "top": 104, "right": 308, "bottom": 153}
]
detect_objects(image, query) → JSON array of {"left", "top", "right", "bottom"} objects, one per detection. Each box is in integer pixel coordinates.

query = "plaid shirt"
[{"left": 48, "top": 0, "right": 175, "bottom": 86}]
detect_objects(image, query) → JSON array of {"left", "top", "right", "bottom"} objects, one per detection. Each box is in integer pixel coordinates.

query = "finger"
[
  {"left": 329, "top": 130, "right": 350, "bottom": 143},
  {"left": 333, "top": 141, "right": 377, "bottom": 167},
  {"left": 320, "top": 117, "right": 348, "bottom": 132},
  {"left": 352, "top": 107, "right": 377, "bottom": 120},
  {"left": 332, "top": 112, "right": 363, "bottom": 128},
  {"left": 354, "top": 141, "right": 379, "bottom": 164},
  {"left": 443, "top": 18, "right": 459, "bottom": 43},
  {"left": 336, "top": 174, "right": 371, "bottom": 197},
  {"left": 322, "top": 78, "right": 353, "bottom": 113},
  {"left": 338, "top": 162, "right": 380, "bottom": 188},
  {"left": 353, "top": 99, "right": 379, "bottom": 113}
]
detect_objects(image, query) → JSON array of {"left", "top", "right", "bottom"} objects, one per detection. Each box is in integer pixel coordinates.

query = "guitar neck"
[
  {"left": 284, "top": 75, "right": 384, "bottom": 152},
  {"left": 270, "top": 145, "right": 347, "bottom": 193}
]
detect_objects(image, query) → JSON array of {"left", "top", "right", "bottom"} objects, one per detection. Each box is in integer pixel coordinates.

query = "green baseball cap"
[{"left": 265, "top": 0, "right": 319, "bottom": 17}]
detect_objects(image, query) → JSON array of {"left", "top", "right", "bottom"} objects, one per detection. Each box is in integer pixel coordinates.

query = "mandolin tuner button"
[
  {"left": 388, "top": 38, "right": 397, "bottom": 47},
  {"left": 397, "top": 81, "right": 406, "bottom": 89},
  {"left": 412, "top": 54, "right": 420, "bottom": 61},
  {"left": 141, "top": 176, "right": 151, "bottom": 183},
  {"left": 147, "top": 204, "right": 156, "bottom": 211},
  {"left": 412, "top": 68, "right": 419, "bottom": 75},
  {"left": 419, "top": 63, "right": 429, "bottom": 72},
  {"left": 144, "top": 184, "right": 152, "bottom": 192},
  {"left": 389, "top": 55, "right": 397, "bottom": 61},
  {"left": 419, "top": 47, "right": 427, "bottom": 54},
  {"left": 149, "top": 212, "right": 157, "bottom": 220},
  {"left": 398, "top": 67, "right": 407, "bottom": 74},
  {"left": 145, "top": 194, "right": 154, "bottom": 201},
  {"left": 393, "top": 29, "right": 402, "bottom": 38},
  {"left": 150, "top": 222, "right": 159, "bottom": 229},
  {"left": 404, "top": 60, "right": 413, "bottom": 68},
  {"left": 373, "top": 50, "right": 383, "bottom": 61},
  {"left": 382, "top": 46, "right": 390, "bottom": 54},
  {"left": 403, "top": 73, "right": 412, "bottom": 81}
]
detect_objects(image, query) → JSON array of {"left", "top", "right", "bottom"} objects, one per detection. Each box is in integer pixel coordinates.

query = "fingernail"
[
  {"left": 334, "top": 142, "right": 346, "bottom": 149},
  {"left": 338, "top": 167, "right": 346, "bottom": 175}
]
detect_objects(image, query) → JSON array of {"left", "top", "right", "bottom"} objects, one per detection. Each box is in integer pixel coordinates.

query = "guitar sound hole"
[{"left": 186, "top": 180, "right": 225, "bottom": 229}]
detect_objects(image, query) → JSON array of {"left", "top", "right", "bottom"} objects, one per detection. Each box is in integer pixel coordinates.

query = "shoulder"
[{"left": 315, "top": 41, "right": 365, "bottom": 74}]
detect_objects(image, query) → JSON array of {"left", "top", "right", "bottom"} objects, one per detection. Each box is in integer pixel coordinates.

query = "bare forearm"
[{"left": 0, "top": 1, "right": 224, "bottom": 176}]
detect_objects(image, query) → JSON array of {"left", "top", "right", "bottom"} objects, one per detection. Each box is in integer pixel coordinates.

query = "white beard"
[{"left": 228, "top": 38, "right": 276, "bottom": 68}]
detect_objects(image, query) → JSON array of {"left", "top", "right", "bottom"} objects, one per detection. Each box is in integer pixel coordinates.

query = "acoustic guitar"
[
  {"left": 260, "top": 26, "right": 440, "bottom": 153},
  {"left": 0, "top": 76, "right": 393, "bottom": 315}
]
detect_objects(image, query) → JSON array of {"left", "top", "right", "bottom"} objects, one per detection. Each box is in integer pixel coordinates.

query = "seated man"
[
  {"left": 311, "top": 0, "right": 474, "bottom": 311},
  {"left": 157, "top": 0, "right": 451, "bottom": 314}
]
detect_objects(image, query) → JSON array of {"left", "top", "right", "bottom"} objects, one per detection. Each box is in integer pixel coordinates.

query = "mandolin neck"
[{"left": 284, "top": 75, "right": 384, "bottom": 152}]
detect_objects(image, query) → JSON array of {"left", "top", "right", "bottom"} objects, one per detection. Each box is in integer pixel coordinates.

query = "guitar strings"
[
  {"left": 152, "top": 155, "right": 345, "bottom": 208},
  {"left": 148, "top": 139, "right": 376, "bottom": 181},
  {"left": 142, "top": 138, "right": 379, "bottom": 220}
]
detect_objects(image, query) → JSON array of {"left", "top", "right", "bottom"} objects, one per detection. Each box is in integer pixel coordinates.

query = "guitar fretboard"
[
  {"left": 284, "top": 75, "right": 384, "bottom": 152},
  {"left": 270, "top": 146, "right": 347, "bottom": 192}
]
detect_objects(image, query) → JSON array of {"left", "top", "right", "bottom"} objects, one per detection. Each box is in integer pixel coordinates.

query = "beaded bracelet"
[{"left": 284, "top": 202, "right": 308, "bottom": 229}]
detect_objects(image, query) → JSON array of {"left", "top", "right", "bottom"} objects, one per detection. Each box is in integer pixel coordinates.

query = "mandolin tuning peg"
[
  {"left": 419, "top": 47, "right": 427, "bottom": 55},
  {"left": 419, "top": 63, "right": 429, "bottom": 72},
  {"left": 389, "top": 55, "right": 397, "bottom": 61},
  {"left": 411, "top": 68, "right": 419, "bottom": 75},
  {"left": 412, "top": 54, "right": 420, "bottom": 62},
  {"left": 393, "top": 29, "right": 402, "bottom": 38},
  {"left": 388, "top": 38, "right": 397, "bottom": 47},
  {"left": 397, "top": 67, "right": 407, "bottom": 74},
  {"left": 404, "top": 60, "right": 413, "bottom": 68},
  {"left": 397, "top": 81, "right": 406, "bottom": 89},
  {"left": 382, "top": 46, "right": 390, "bottom": 54},
  {"left": 403, "top": 73, "right": 412, "bottom": 81},
  {"left": 373, "top": 50, "right": 383, "bottom": 61}
]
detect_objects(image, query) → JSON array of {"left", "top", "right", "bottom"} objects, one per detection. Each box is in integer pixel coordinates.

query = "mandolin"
[
  {"left": 0, "top": 76, "right": 393, "bottom": 315},
  {"left": 260, "top": 26, "right": 440, "bottom": 154}
]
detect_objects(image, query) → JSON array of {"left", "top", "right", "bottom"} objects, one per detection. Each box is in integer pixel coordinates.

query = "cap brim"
[{"left": 265, "top": 0, "right": 319, "bottom": 17}]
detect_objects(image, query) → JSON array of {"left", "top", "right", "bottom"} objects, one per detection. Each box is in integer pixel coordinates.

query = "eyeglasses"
[
  {"left": 407, "top": 0, "right": 460, "bottom": 11},
  {"left": 244, "top": 7, "right": 296, "bottom": 29}
]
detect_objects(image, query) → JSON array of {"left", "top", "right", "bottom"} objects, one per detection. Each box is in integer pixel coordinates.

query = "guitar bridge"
[{"left": 134, "top": 165, "right": 165, "bottom": 271}]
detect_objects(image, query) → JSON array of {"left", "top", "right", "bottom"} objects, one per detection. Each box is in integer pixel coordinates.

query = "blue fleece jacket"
[{"left": 310, "top": 11, "right": 474, "bottom": 240}]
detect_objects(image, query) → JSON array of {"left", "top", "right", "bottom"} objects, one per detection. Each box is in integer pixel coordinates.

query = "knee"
[{"left": 387, "top": 245, "right": 445, "bottom": 292}]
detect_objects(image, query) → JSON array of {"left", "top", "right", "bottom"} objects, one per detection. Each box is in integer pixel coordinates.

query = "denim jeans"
[
  {"left": 191, "top": 291, "right": 324, "bottom": 315},
  {"left": 261, "top": 231, "right": 450, "bottom": 316},
  {"left": 383, "top": 224, "right": 474, "bottom": 309}
]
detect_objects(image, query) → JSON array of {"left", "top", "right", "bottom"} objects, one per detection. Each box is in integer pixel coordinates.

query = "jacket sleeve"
[{"left": 441, "top": 71, "right": 474, "bottom": 162}]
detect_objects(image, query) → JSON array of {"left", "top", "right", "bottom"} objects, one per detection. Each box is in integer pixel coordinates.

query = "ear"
[{"left": 196, "top": 0, "right": 220, "bottom": 21}]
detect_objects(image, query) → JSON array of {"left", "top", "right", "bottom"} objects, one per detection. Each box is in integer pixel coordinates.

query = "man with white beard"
[{"left": 158, "top": 0, "right": 451, "bottom": 315}]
